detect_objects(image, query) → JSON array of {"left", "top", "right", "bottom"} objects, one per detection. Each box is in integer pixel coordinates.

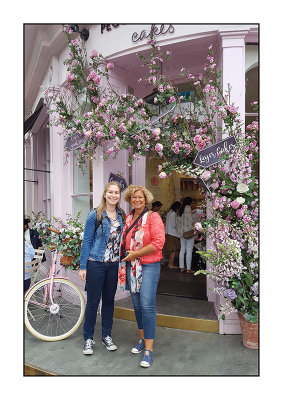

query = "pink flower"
[
  {"left": 197, "top": 141, "right": 206, "bottom": 150},
  {"left": 236, "top": 209, "right": 244, "bottom": 218},
  {"left": 169, "top": 96, "right": 176, "bottom": 104},
  {"left": 152, "top": 128, "right": 160, "bottom": 138},
  {"left": 201, "top": 171, "right": 211, "bottom": 181},
  {"left": 231, "top": 200, "right": 240, "bottom": 209},
  {"left": 106, "top": 62, "right": 114, "bottom": 71},
  {"left": 90, "top": 50, "right": 98, "bottom": 58},
  {"left": 193, "top": 135, "right": 201, "bottom": 144},
  {"left": 155, "top": 143, "right": 163, "bottom": 153},
  {"left": 83, "top": 130, "right": 91, "bottom": 138}
]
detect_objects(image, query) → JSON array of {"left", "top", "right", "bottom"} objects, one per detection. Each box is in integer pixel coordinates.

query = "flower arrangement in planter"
[
  {"left": 27, "top": 211, "right": 84, "bottom": 270},
  {"left": 192, "top": 113, "right": 259, "bottom": 347}
]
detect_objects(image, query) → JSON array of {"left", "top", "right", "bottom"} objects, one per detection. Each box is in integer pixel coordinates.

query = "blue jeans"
[
  {"left": 126, "top": 261, "right": 160, "bottom": 339},
  {"left": 83, "top": 260, "right": 118, "bottom": 340}
]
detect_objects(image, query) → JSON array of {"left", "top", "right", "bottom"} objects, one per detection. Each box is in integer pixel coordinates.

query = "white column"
[
  {"left": 213, "top": 31, "right": 248, "bottom": 334},
  {"left": 218, "top": 31, "right": 247, "bottom": 134}
]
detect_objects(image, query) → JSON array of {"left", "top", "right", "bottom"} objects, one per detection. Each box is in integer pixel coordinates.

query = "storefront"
[{"left": 24, "top": 23, "right": 258, "bottom": 333}]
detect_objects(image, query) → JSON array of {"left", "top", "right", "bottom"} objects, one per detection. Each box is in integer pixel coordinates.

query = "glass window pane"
[
  {"left": 73, "top": 156, "right": 90, "bottom": 194},
  {"left": 245, "top": 67, "right": 258, "bottom": 113},
  {"left": 73, "top": 196, "right": 92, "bottom": 222}
]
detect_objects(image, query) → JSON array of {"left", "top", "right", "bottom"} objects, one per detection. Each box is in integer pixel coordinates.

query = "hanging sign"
[
  {"left": 109, "top": 173, "right": 127, "bottom": 192},
  {"left": 193, "top": 136, "right": 237, "bottom": 168},
  {"left": 64, "top": 132, "right": 87, "bottom": 151},
  {"left": 196, "top": 177, "right": 211, "bottom": 193}
]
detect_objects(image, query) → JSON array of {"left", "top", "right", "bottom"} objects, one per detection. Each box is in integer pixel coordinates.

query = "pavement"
[{"left": 24, "top": 315, "right": 258, "bottom": 376}]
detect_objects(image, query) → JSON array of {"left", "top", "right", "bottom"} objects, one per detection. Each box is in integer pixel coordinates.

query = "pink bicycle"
[{"left": 24, "top": 227, "right": 85, "bottom": 341}]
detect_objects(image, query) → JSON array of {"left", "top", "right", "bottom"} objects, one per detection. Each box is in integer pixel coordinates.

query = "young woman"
[
  {"left": 118, "top": 185, "right": 165, "bottom": 368},
  {"left": 165, "top": 201, "right": 181, "bottom": 269},
  {"left": 175, "top": 196, "right": 195, "bottom": 273},
  {"left": 79, "top": 182, "right": 124, "bottom": 355}
]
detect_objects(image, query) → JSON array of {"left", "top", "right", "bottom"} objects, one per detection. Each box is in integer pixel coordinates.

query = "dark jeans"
[
  {"left": 24, "top": 278, "right": 31, "bottom": 293},
  {"left": 83, "top": 260, "right": 118, "bottom": 340},
  {"left": 126, "top": 261, "right": 160, "bottom": 339}
]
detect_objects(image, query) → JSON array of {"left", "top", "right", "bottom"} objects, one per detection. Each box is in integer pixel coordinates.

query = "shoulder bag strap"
[{"left": 125, "top": 208, "right": 149, "bottom": 237}]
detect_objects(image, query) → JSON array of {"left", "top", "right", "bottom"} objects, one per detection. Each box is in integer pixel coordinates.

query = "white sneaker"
[
  {"left": 83, "top": 339, "right": 94, "bottom": 355},
  {"left": 101, "top": 335, "right": 117, "bottom": 351}
]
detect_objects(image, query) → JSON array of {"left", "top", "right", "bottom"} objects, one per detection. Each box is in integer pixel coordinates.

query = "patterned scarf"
[{"left": 118, "top": 209, "right": 149, "bottom": 293}]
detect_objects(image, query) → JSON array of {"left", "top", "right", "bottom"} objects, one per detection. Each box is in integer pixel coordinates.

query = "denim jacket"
[{"left": 80, "top": 208, "right": 124, "bottom": 269}]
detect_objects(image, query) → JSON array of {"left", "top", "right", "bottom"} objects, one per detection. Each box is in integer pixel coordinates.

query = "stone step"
[{"left": 114, "top": 307, "right": 219, "bottom": 333}]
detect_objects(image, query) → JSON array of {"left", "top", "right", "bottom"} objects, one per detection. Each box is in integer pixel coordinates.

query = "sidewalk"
[{"left": 24, "top": 316, "right": 258, "bottom": 376}]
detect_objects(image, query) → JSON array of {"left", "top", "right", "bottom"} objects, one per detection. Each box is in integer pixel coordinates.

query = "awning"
[{"left": 24, "top": 104, "right": 44, "bottom": 135}]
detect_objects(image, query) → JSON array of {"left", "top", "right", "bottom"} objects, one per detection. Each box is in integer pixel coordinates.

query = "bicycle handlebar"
[{"left": 47, "top": 227, "right": 61, "bottom": 234}]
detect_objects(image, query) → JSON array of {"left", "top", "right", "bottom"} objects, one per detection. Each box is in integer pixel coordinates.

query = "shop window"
[
  {"left": 72, "top": 156, "right": 93, "bottom": 221},
  {"left": 245, "top": 45, "right": 258, "bottom": 128}
]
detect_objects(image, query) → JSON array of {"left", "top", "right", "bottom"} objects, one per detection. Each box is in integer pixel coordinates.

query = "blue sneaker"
[
  {"left": 140, "top": 349, "right": 153, "bottom": 367},
  {"left": 131, "top": 338, "right": 145, "bottom": 354}
]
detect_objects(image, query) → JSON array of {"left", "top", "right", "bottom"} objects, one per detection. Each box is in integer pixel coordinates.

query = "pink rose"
[
  {"left": 231, "top": 200, "right": 240, "bottom": 209},
  {"left": 236, "top": 208, "right": 244, "bottom": 218},
  {"left": 197, "top": 141, "right": 206, "bottom": 150},
  {"left": 155, "top": 143, "right": 163, "bottom": 153},
  {"left": 91, "top": 50, "right": 98, "bottom": 58},
  {"left": 106, "top": 62, "right": 114, "bottom": 71},
  {"left": 193, "top": 135, "right": 201, "bottom": 144}
]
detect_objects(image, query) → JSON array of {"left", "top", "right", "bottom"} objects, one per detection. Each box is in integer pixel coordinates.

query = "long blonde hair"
[{"left": 96, "top": 182, "right": 122, "bottom": 220}]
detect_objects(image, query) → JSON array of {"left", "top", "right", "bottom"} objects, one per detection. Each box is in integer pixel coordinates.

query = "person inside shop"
[
  {"left": 118, "top": 185, "right": 165, "bottom": 368},
  {"left": 24, "top": 218, "right": 46, "bottom": 262},
  {"left": 175, "top": 197, "right": 195, "bottom": 274},
  {"left": 151, "top": 201, "right": 162, "bottom": 213},
  {"left": 164, "top": 201, "right": 181, "bottom": 269},
  {"left": 24, "top": 242, "right": 35, "bottom": 292},
  {"left": 79, "top": 182, "right": 125, "bottom": 356}
]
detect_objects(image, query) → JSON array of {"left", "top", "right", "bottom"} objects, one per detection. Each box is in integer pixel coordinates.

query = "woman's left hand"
[{"left": 122, "top": 251, "right": 137, "bottom": 262}]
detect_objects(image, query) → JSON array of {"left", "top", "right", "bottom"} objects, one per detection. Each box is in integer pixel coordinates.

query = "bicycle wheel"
[{"left": 25, "top": 278, "right": 85, "bottom": 341}]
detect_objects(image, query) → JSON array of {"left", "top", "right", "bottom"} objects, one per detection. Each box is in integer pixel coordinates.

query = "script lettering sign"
[
  {"left": 132, "top": 24, "right": 174, "bottom": 43},
  {"left": 193, "top": 136, "right": 237, "bottom": 168},
  {"left": 64, "top": 132, "right": 87, "bottom": 151},
  {"left": 109, "top": 173, "right": 127, "bottom": 192}
]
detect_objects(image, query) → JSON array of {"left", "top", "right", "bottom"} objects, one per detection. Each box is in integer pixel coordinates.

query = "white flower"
[
  {"left": 253, "top": 296, "right": 258, "bottom": 302},
  {"left": 80, "top": 232, "right": 84, "bottom": 240},
  {"left": 159, "top": 172, "right": 167, "bottom": 179},
  {"left": 237, "top": 183, "right": 249, "bottom": 193},
  {"left": 236, "top": 197, "right": 245, "bottom": 205},
  {"left": 195, "top": 222, "right": 202, "bottom": 231},
  {"left": 201, "top": 171, "right": 211, "bottom": 181}
]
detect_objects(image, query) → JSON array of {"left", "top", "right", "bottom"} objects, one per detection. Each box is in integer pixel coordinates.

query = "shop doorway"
[{"left": 145, "top": 156, "right": 207, "bottom": 300}]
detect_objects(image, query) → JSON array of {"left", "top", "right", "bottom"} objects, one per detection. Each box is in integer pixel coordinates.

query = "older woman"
[{"left": 118, "top": 185, "right": 165, "bottom": 368}]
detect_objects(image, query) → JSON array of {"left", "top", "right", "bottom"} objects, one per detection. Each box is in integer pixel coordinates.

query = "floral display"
[
  {"left": 26, "top": 211, "right": 84, "bottom": 270},
  {"left": 194, "top": 113, "right": 259, "bottom": 322},
  {"left": 40, "top": 25, "right": 259, "bottom": 325}
]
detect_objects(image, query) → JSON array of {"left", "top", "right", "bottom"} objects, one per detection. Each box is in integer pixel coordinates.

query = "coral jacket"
[{"left": 125, "top": 211, "right": 165, "bottom": 264}]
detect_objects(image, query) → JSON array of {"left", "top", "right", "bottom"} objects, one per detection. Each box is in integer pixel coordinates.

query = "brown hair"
[
  {"left": 96, "top": 182, "right": 122, "bottom": 220},
  {"left": 123, "top": 185, "right": 154, "bottom": 204}
]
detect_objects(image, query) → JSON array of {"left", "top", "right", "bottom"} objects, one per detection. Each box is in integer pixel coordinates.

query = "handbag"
[{"left": 183, "top": 229, "right": 195, "bottom": 239}]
